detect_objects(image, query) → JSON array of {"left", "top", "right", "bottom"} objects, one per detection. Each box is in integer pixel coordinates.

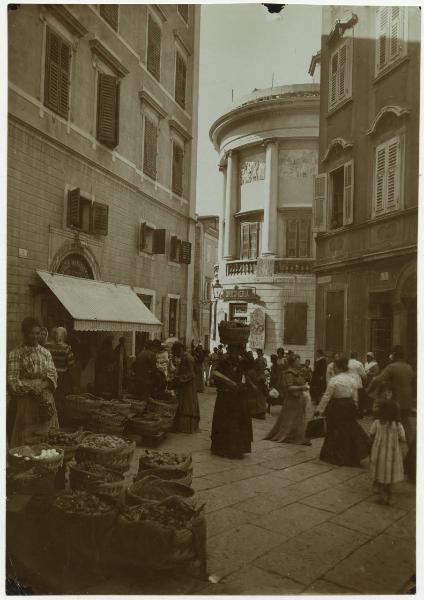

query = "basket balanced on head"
[{"left": 218, "top": 320, "right": 250, "bottom": 345}]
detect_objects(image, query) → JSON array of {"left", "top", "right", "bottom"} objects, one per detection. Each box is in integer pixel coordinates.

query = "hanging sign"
[
  {"left": 222, "top": 287, "right": 258, "bottom": 302},
  {"left": 249, "top": 307, "right": 265, "bottom": 350}
]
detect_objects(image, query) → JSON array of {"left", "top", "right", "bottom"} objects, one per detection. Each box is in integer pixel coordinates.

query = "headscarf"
[{"left": 55, "top": 326, "right": 67, "bottom": 344}]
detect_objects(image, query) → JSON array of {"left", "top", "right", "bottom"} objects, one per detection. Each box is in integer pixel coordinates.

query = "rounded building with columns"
[{"left": 210, "top": 84, "right": 320, "bottom": 360}]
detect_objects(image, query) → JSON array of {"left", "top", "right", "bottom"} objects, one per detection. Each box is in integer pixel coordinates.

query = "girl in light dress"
[{"left": 370, "top": 395, "right": 406, "bottom": 505}]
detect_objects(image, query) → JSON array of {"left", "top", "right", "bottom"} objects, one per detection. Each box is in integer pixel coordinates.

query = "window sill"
[
  {"left": 374, "top": 55, "right": 409, "bottom": 85},
  {"left": 138, "top": 250, "right": 155, "bottom": 260},
  {"left": 326, "top": 96, "right": 353, "bottom": 118},
  {"left": 168, "top": 260, "right": 182, "bottom": 268}
]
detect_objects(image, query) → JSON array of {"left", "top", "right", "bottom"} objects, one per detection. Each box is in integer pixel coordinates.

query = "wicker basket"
[
  {"left": 136, "top": 466, "right": 192, "bottom": 486},
  {"left": 218, "top": 323, "right": 250, "bottom": 345},
  {"left": 75, "top": 436, "right": 135, "bottom": 473},
  {"left": 126, "top": 475, "right": 196, "bottom": 506},
  {"left": 69, "top": 463, "right": 125, "bottom": 498},
  {"left": 130, "top": 399, "right": 148, "bottom": 416},
  {"left": 127, "top": 415, "right": 165, "bottom": 436},
  {"left": 7, "top": 468, "right": 56, "bottom": 495},
  {"left": 47, "top": 429, "right": 86, "bottom": 464},
  {"left": 147, "top": 398, "right": 178, "bottom": 419},
  {"left": 138, "top": 451, "right": 192, "bottom": 474},
  {"left": 99, "top": 399, "right": 132, "bottom": 417},
  {"left": 8, "top": 444, "right": 64, "bottom": 474}
]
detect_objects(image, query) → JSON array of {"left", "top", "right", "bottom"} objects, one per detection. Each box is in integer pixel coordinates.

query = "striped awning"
[{"left": 37, "top": 271, "right": 162, "bottom": 333}]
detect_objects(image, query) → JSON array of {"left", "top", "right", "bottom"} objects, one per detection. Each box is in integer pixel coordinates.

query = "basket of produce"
[
  {"left": 75, "top": 434, "right": 135, "bottom": 473},
  {"left": 130, "top": 399, "right": 148, "bottom": 416},
  {"left": 138, "top": 450, "right": 192, "bottom": 474},
  {"left": 136, "top": 466, "right": 192, "bottom": 486},
  {"left": 115, "top": 496, "right": 206, "bottom": 571},
  {"left": 7, "top": 467, "right": 56, "bottom": 495},
  {"left": 126, "top": 475, "right": 196, "bottom": 507},
  {"left": 126, "top": 415, "right": 166, "bottom": 436},
  {"left": 46, "top": 428, "right": 86, "bottom": 463},
  {"left": 8, "top": 444, "right": 64, "bottom": 474},
  {"left": 147, "top": 398, "right": 178, "bottom": 419},
  {"left": 69, "top": 462, "right": 125, "bottom": 498},
  {"left": 100, "top": 399, "right": 132, "bottom": 417},
  {"left": 218, "top": 320, "right": 250, "bottom": 345}
]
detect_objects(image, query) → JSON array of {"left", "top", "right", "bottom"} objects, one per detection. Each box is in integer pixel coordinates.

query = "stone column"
[
  {"left": 261, "top": 140, "right": 279, "bottom": 256},
  {"left": 218, "top": 164, "right": 226, "bottom": 261},
  {"left": 223, "top": 150, "right": 238, "bottom": 260}
]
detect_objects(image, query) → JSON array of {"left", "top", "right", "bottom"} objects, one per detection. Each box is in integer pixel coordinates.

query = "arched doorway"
[{"left": 57, "top": 253, "right": 94, "bottom": 279}]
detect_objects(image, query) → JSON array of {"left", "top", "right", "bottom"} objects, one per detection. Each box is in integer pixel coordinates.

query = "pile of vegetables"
[
  {"left": 53, "top": 490, "right": 114, "bottom": 515},
  {"left": 121, "top": 498, "right": 197, "bottom": 528},
  {"left": 141, "top": 450, "right": 188, "bottom": 468},
  {"left": 47, "top": 430, "right": 82, "bottom": 446},
  {"left": 11, "top": 446, "right": 61, "bottom": 461},
  {"left": 72, "top": 462, "right": 121, "bottom": 483},
  {"left": 79, "top": 434, "right": 127, "bottom": 450}
]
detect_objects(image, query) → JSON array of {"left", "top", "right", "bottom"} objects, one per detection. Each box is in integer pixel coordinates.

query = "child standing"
[{"left": 370, "top": 399, "right": 406, "bottom": 505}]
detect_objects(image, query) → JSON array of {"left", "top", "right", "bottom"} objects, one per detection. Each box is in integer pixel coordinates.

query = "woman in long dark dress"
[
  {"left": 172, "top": 342, "right": 200, "bottom": 433},
  {"left": 211, "top": 343, "right": 253, "bottom": 459},
  {"left": 316, "top": 356, "right": 370, "bottom": 466}
]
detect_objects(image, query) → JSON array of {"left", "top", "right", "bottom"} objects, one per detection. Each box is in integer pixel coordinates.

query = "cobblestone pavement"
[{"left": 85, "top": 387, "right": 416, "bottom": 595}]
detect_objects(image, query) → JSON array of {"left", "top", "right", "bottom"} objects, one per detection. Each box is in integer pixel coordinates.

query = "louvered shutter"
[
  {"left": 343, "top": 160, "right": 354, "bottom": 225},
  {"left": 338, "top": 43, "right": 347, "bottom": 99},
  {"left": 91, "top": 202, "right": 109, "bottom": 235},
  {"left": 139, "top": 222, "right": 146, "bottom": 251},
  {"left": 97, "top": 74, "right": 120, "bottom": 148},
  {"left": 390, "top": 7, "right": 402, "bottom": 60},
  {"left": 44, "top": 28, "right": 70, "bottom": 119},
  {"left": 175, "top": 52, "right": 187, "bottom": 109},
  {"left": 152, "top": 229, "right": 166, "bottom": 254},
  {"left": 147, "top": 15, "right": 161, "bottom": 80},
  {"left": 100, "top": 5, "right": 119, "bottom": 30},
  {"left": 67, "top": 188, "right": 80, "bottom": 228},
  {"left": 377, "top": 7, "right": 389, "bottom": 71},
  {"left": 180, "top": 241, "right": 192, "bottom": 264},
  {"left": 143, "top": 117, "right": 157, "bottom": 179},
  {"left": 170, "top": 235, "right": 178, "bottom": 261},
  {"left": 329, "top": 51, "right": 338, "bottom": 107},
  {"left": 299, "top": 219, "right": 311, "bottom": 258},
  {"left": 249, "top": 222, "right": 259, "bottom": 259},
  {"left": 375, "top": 143, "right": 387, "bottom": 214},
  {"left": 240, "top": 223, "right": 250, "bottom": 259},
  {"left": 387, "top": 138, "right": 400, "bottom": 210},
  {"left": 286, "top": 219, "right": 298, "bottom": 257},
  {"left": 313, "top": 174, "right": 327, "bottom": 232},
  {"left": 172, "top": 142, "right": 184, "bottom": 196}
]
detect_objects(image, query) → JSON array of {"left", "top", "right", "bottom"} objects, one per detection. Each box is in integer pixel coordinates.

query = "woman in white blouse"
[{"left": 315, "top": 357, "right": 370, "bottom": 466}]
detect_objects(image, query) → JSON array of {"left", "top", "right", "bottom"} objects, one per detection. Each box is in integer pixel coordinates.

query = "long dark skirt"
[
  {"left": 211, "top": 389, "right": 253, "bottom": 458},
  {"left": 320, "top": 397, "right": 370, "bottom": 466}
]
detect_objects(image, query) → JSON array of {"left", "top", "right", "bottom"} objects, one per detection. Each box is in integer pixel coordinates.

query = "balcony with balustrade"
[
  {"left": 225, "top": 259, "right": 257, "bottom": 277},
  {"left": 223, "top": 256, "right": 315, "bottom": 282}
]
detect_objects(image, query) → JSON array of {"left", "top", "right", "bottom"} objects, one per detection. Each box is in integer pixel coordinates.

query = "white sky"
[{"left": 196, "top": 3, "right": 322, "bottom": 216}]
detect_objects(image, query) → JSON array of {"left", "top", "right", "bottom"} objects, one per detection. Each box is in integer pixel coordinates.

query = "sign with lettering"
[
  {"left": 249, "top": 307, "right": 265, "bottom": 349},
  {"left": 58, "top": 254, "right": 93, "bottom": 279},
  {"left": 222, "top": 288, "right": 258, "bottom": 301}
]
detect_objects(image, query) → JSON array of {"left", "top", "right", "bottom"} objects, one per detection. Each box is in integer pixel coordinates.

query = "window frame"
[
  {"left": 174, "top": 48, "right": 188, "bottom": 110},
  {"left": 44, "top": 26, "right": 72, "bottom": 119},
  {"left": 375, "top": 6, "right": 408, "bottom": 78},
  {"left": 283, "top": 303, "right": 308, "bottom": 346},
  {"left": 139, "top": 222, "right": 156, "bottom": 254},
  {"left": 146, "top": 11, "right": 162, "bottom": 82},
  {"left": 328, "top": 36, "right": 352, "bottom": 112},
  {"left": 142, "top": 115, "right": 158, "bottom": 180},
  {"left": 372, "top": 135, "right": 403, "bottom": 217},
  {"left": 327, "top": 159, "right": 355, "bottom": 230},
  {"left": 66, "top": 188, "right": 109, "bottom": 236},
  {"left": 240, "top": 221, "right": 261, "bottom": 260},
  {"left": 96, "top": 71, "right": 120, "bottom": 149},
  {"left": 285, "top": 217, "right": 311, "bottom": 258},
  {"left": 171, "top": 140, "right": 185, "bottom": 197}
]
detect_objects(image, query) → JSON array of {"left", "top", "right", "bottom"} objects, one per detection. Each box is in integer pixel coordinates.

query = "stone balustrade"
[
  {"left": 226, "top": 260, "right": 257, "bottom": 276},
  {"left": 274, "top": 259, "right": 314, "bottom": 274}
]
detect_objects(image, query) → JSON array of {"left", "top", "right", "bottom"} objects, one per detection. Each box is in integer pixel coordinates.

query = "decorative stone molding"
[
  {"left": 367, "top": 106, "right": 411, "bottom": 136},
  {"left": 169, "top": 119, "right": 192, "bottom": 141},
  {"left": 46, "top": 5, "right": 88, "bottom": 38},
  {"left": 240, "top": 160, "right": 266, "bottom": 185},
  {"left": 139, "top": 90, "right": 167, "bottom": 119},
  {"left": 89, "top": 39, "right": 129, "bottom": 78},
  {"left": 321, "top": 137, "right": 353, "bottom": 162}
]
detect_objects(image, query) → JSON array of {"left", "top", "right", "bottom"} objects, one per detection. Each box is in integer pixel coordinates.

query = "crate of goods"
[
  {"left": 75, "top": 434, "right": 135, "bottom": 473},
  {"left": 126, "top": 475, "right": 196, "bottom": 507},
  {"left": 136, "top": 465, "right": 192, "bottom": 486},
  {"left": 218, "top": 320, "right": 250, "bottom": 345},
  {"left": 46, "top": 429, "right": 86, "bottom": 463},
  {"left": 115, "top": 497, "right": 206, "bottom": 573},
  {"left": 69, "top": 461, "right": 125, "bottom": 498},
  {"left": 8, "top": 444, "right": 64, "bottom": 475},
  {"left": 138, "top": 450, "right": 192, "bottom": 475},
  {"left": 7, "top": 467, "right": 56, "bottom": 496}
]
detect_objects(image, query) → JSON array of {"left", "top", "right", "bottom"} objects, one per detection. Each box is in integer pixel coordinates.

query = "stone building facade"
[
  {"left": 8, "top": 5, "right": 200, "bottom": 362},
  {"left": 311, "top": 6, "right": 419, "bottom": 367},
  {"left": 210, "top": 85, "right": 320, "bottom": 361},
  {"left": 192, "top": 215, "right": 219, "bottom": 350}
]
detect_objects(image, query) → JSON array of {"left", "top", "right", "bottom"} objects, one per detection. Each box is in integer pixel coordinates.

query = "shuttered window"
[
  {"left": 240, "top": 222, "right": 260, "bottom": 260},
  {"left": 139, "top": 222, "right": 155, "bottom": 253},
  {"left": 376, "top": 7, "right": 406, "bottom": 74},
  {"left": 374, "top": 137, "right": 401, "bottom": 215},
  {"left": 152, "top": 229, "right": 166, "bottom": 254},
  {"left": 172, "top": 142, "right": 184, "bottom": 196},
  {"left": 96, "top": 73, "right": 120, "bottom": 148},
  {"left": 147, "top": 14, "right": 161, "bottom": 80},
  {"left": 44, "top": 28, "right": 71, "bottom": 119},
  {"left": 91, "top": 202, "right": 109, "bottom": 235},
  {"left": 67, "top": 188, "right": 109, "bottom": 236},
  {"left": 343, "top": 160, "right": 354, "bottom": 225},
  {"left": 100, "top": 5, "right": 119, "bottom": 30},
  {"left": 143, "top": 117, "right": 158, "bottom": 179},
  {"left": 180, "top": 241, "right": 192, "bottom": 264},
  {"left": 286, "top": 219, "right": 311, "bottom": 258},
  {"left": 175, "top": 51, "right": 187, "bottom": 109},
  {"left": 328, "top": 38, "right": 352, "bottom": 110},
  {"left": 169, "top": 298, "right": 178, "bottom": 337},
  {"left": 313, "top": 174, "right": 327, "bottom": 232},
  {"left": 284, "top": 303, "right": 308, "bottom": 346},
  {"left": 177, "top": 5, "right": 189, "bottom": 22},
  {"left": 170, "top": 235, "right": 181, "bottom": 261}
]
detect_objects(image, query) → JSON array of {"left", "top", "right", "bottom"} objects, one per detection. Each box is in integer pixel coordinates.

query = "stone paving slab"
[
  {"left": 192, "top": 477, "right": 224, "bottom": 492},
  {"left": 330, "top": 498, "right": 407, "bottom": 536},
  {"left": 300, "top": 483, "right": 372, "bottom": 514},
  {"left": 248, "top": 502, "right": 332, "bottom": 539},
  {"left": 302, "top": 578, "right": 357, "bottom": 595},
  {"left": 205, "top": 506, "right": 250, "bottom": 538},
  {"left": 197, "top": 566, "right": 305, "bottom": 595},
  {"left": 273, "top": 461, "right": 333, "bottom": 482},
  {"left": 203, "top": 464, "right": 273, "bottom": 484},
  {"left": 256, "top": 522, "right": 370, "bottom": 585},
  {"left": 197, "top": 480, "right": 258, "bottom": 513},
  {"left": 384, "top": 509, "right": 416, "bottom": 540},
  {"left": 324, "top": 533, "right": 416, "bottom": 594},
  {"left": 231, "top": 491, "right": 301, "bottom": 516}
]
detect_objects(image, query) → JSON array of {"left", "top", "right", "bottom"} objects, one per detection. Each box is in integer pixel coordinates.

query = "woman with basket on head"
[
  {"left": 210, "top": 322, "right": 253, "bottom": 459},
  {"left": 7, "top": 317, "right": 59, "bottom": 447}
]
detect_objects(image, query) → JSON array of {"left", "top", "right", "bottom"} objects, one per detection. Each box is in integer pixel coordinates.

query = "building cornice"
[
  {"left": 169, "top": 119, "right": 192, "bottom": 141},
  {"left": 139, "top": 90, "right": 167, "bottom": 119},
  {"left": 321, "top": 137, "right": 353, "bottom": 162},
  {"left": 89, "top": 38, "right": 129, "bottom": 77},
  {"left": 46, "top": 5, "right": 88, "bottom": 38},
  {"left": 367, "top": 105, "right": 411, "bottom": 136},
  {"left": 313, "top": 245, "right": 417, "bottom": 273},
  {"left": 152, "top": 4, "right": 168, "bottom": 22},
  {"left": 174, "top": 32, "right": 192, "bottom": 56}
]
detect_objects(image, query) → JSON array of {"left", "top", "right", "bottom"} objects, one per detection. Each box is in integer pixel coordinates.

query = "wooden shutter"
[
  {"left": 377, "top": 7, "right": 389, "bottom": 71},
  {"left": 240, "top": 222, "right": 250, "bottom": 259},
  {"left": 286, "top": 219, "right": 298, "bottom": 258},
  {"left": 67, "top": 188, "right": 80, "bottom": 228},
  {"left": 386, "top": 137, "right": 400, "bottom": 210},
  {"left": 390, "top": 6, "right": 402, "bottom": 60},
  {"left": 170, "top": 235, "right": 178, "bottom": 261},
  {"left": 284, "top": 303, "right": 307, "bottom": 345},
  {"left": 375, "top": 143, "right": 387, "bottom": 214},
  {"left": 147, "top": 15, "right": 161, "bottom": 80},
  {"left": 329, "top": 50, "right": 338, "bottom": 107},
  {"left": 299, "top": 219, "right": 311, "bottom": 258},
  {"left": 139, "top": 222, "right": 146, "bottom": 251},
  {"left": 249, "top": 223, "right": 259, "bottom": 259},
  {"left": 143, "top": 117, "right": 157, "bottom": 179},
  {"left": 175, "top": 52, "right": 187, "bottom": 109},
  {"left": 97, "top": 74, "right": 120, "bottom": 148},
  {"left": 313, "top": 174, "right": 327, "bottom": 232},
  {"left": 91, "top": 202, "right": 109, "bottom": 235},
  {"left": 343, "top": 160, "right": 354, "bottom": 225},
  {"left": 152, "top": 229, "right": 166, "bottom": 254},
  {"left": 338, "top": 43, "right": 347, "bottom": 99},
  {"left": 180, "top": 241, "right": 192, "bottom": 264},
  {"left": 100, "top": 5, "right": 119, "bottom": 30},
  {"left": 44, "top": 28, "right": 70, "bottom": 119},
  {"left": 172, "top": 142, "right": 184, "bottom": 196}
]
